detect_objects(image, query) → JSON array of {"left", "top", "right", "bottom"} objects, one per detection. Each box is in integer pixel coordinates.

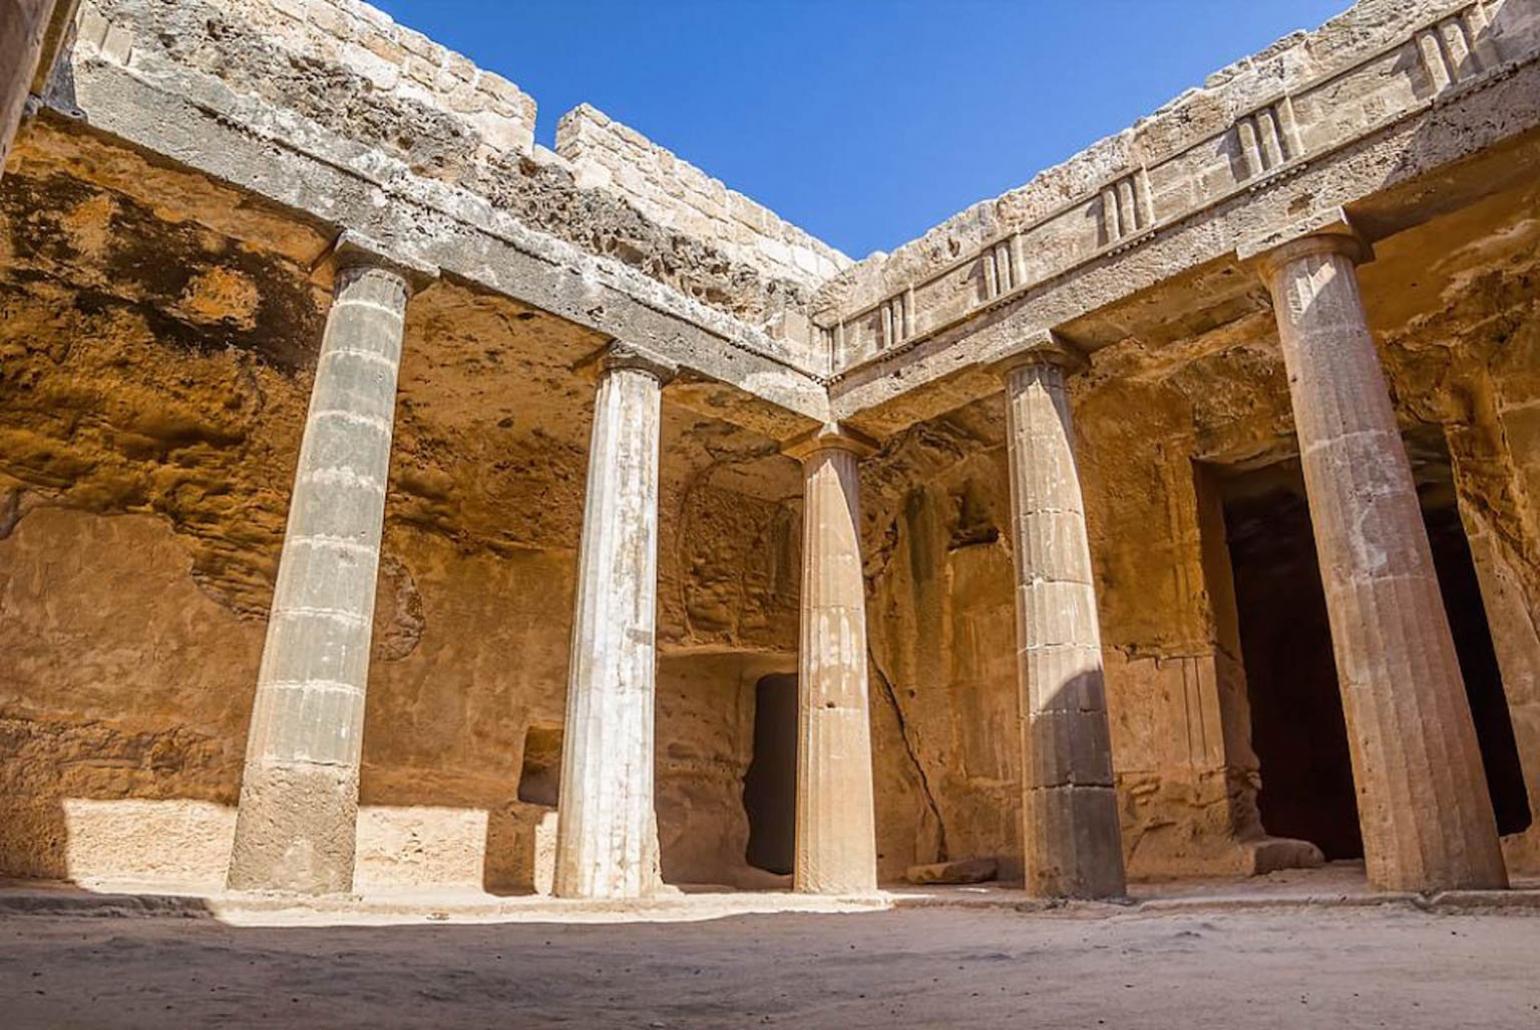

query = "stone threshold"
[
  {"left": 887, "top": 885, "right": 1540, "bottom": 917},
  {"left": 1, "top": 872, "right": 1537, "bottom": 927}
]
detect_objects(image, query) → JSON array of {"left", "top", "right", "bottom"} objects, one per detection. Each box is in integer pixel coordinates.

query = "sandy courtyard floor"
[{"left": 2, "top": 905, "right": 1538, "bottom": 1028}]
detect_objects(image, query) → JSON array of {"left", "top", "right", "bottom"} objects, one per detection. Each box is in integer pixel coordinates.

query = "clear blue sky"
[{"left": 371, "top": 0, "right": 1350, "bottom": 258}]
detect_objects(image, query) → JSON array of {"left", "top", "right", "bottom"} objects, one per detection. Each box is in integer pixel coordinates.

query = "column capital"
[
  {"left": 1237, "top": 208, "right": 1373, "bottom": 280},
  {"left": 987, "top": 329, "right": 1088, "bottom": 380},
  {"left": 577, "top": 341, "right": 678, "bottom": 385},
  {"left": 318, "top": 230, "right": 441, "bottom": 295},
  {"left": 781, "top": 422, "right": 878, "bottom": 463}
]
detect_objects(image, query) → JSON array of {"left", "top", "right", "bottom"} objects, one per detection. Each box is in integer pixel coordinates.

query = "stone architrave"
[
  {"left": 227, "top": 235, "right": 435, "bottom": 895},
  {"left": 782, "top": 423, "right": 880, "bottom": 895},
  {"left": 552, "top": 344, "right": 674, "bottom": 901},
  {"left": 999, "top": 341, "right": 1126, "bottom": 899},
  {"left": 1248, "top": 217, "right": 1507, "bottom": 892}
]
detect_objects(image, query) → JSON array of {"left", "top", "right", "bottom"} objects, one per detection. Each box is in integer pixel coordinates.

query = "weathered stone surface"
[
  {"left": 553, "top": 350, "right": 670, "bottom": 900},
  {"left": 1002, "top": 352, "right": 1126, "bottom": 899},
  {"left": 556, "top": 105, "right": 850, "bottom": 295},
  {"left": 1254, "top": 226, "right": 1506, "bottom": 892},
  {"left": 228, "top": 260, "right": 415, "bottom": 895},
  {"left": 2, "top": 0, "right": 1539, "bottom": 901},
  {"left": 785, "top": 425, "right": 880, "bottom": 895}
]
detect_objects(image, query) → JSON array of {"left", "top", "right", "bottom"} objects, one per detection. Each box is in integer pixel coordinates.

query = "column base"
[
  {"left": 1025, "top": 784, "right": 1127, "bottom": 900},
  {"left": 551, "top": 814, "right": 667, "bottom": 902},
  {"left": 226, "top": 760, "right": 359, "bottom": 895}
]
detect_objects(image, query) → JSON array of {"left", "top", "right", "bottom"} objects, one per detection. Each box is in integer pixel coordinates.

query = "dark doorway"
[
  {"left": 1222, "top": 462, "right": 1364, "bottom": 860},
  {"left": 516, "top": 724, "right": 563, "bottom": 807},
  {"left": 1421, "top": 501, "right": 1532, "bottom": 836},
  {"left": 1218, "top": 445, "right": 1532, "bottom": 860},
  {"left": 743, "top": 674, "right": 798, "bottom": 875}
]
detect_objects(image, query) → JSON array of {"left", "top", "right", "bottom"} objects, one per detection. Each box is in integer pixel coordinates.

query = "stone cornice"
[{"left": 820, "top": 1, "right": 1528, "bottom": 383}]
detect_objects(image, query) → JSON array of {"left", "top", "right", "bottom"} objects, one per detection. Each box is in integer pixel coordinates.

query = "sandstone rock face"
[{"left": 2, "top": 0, "right": 1539, "bottom": 894}]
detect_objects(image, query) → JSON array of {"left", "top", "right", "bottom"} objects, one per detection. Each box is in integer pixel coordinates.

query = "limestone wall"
[{"left": 557, "top": 105, "right": 850, "bottom": 297}]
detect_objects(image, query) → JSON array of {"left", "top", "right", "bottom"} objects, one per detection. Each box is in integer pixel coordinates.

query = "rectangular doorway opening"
[
  {"left": 1411, "top": 432, "right": 1531, "bottom": 837},
  {"left": 743, "top": 673, "right": 798, "bottom": 875},
  {"left": 1217, "top": 441, "right": 1531, "bottom": 860},
  {"left": 1221, "top": 460, "right": 1363, "bottom": 860}
]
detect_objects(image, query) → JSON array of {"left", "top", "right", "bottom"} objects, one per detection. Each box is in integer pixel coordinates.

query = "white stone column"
[
  {"left": 1001, "top": 346, "right": 1126, "bottom": 899},
  {"left": 1252, "top": 221, "right": 1507, "bottom": 892},
  {"left": 784, "top": 424, "right": 879, "bottom": 895},
  {"left": 553, "top": 345, "right": 674, "bottom": 900},
  {"left": 228, "top": 236, "right": 434, "bottom": 894}
]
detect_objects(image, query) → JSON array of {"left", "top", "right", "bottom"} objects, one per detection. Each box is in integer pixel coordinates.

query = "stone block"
[{"left": 905, "top": 857, "right": 999, "bottom": 885}]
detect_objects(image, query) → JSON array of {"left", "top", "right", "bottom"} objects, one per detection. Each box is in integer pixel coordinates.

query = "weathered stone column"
[
  {"left": 553, "top": 345, "right": 674, "bottom": 900},
  {"left": 1000, "top": 345, "right": 1126, "bottom": 899},
  {"left": 1, "top": 1, "right": 76, "bottom": 180},
  {"left": 1250, "top": 218, "right": 1507, "bottom": 892},
  {"left": 783, "top": 424, "right": 879, "bottom": 895},
  {"left": 228, "top": 236, "right": 433, "bottom": 895}
]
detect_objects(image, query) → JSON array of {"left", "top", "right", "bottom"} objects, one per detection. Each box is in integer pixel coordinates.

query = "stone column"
[
  {"left": 783, "top": 424, "right": 879, "bottom": 895},
  {"left": 1253, "top": 222, "right": 1507, "bottom": 892},
  {"left": 1000, "top": 346, "right": 1126, "bottom": 899},
  {"left": 1, "top": 1, "right": 74, "bottom": 180},
  {"left": 227, "top": 236, "right": 433, "bottom": 895},
  {"left": 553, "top": 345, "right": 674, "bottom": 900}
]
